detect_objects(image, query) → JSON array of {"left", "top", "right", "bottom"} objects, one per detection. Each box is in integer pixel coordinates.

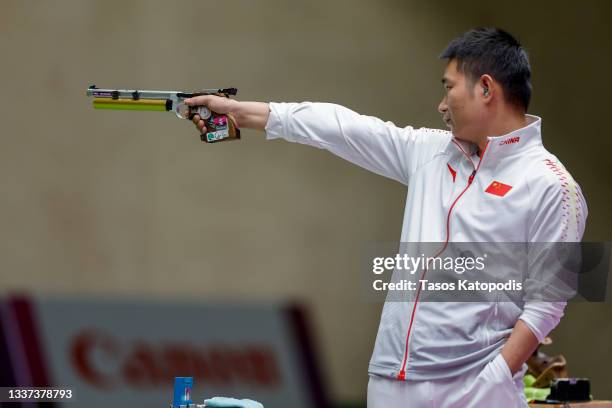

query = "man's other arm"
[{"left": 502, "top": 167, "right": 588, "bottom": 375}]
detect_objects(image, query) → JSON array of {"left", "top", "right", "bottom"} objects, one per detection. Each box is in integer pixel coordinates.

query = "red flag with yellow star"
[{"left": 485, "top": 180, "right": 512, "bottom": 197}]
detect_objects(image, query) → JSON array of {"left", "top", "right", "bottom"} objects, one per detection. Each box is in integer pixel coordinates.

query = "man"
[{"left": 185, "top": 28, "right": 587, "bottom": 407}]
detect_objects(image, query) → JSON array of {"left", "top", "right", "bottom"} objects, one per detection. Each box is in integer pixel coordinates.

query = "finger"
[
  {"left": 198, "top": 120, "right": 205, "bottom": 131},
  {"left": 184, "top": 95, "right": 212, "bottom": 106},
  {"left": 191, "top": 114, "right": 201, "bottom": 124}
]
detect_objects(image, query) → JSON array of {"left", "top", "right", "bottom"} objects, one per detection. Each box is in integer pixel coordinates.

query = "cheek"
[{"left": 447, "top": 93, "right": 464, "bottom": 116}]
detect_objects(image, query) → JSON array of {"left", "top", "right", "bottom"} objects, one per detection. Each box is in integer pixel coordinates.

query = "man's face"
[{"left": 438, "top": 59, "right": 486, "bottom": 143}]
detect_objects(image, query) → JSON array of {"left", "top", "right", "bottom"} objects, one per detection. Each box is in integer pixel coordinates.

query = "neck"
[{"left": 475, "top": 108, "right": 527, "bottom": 155}]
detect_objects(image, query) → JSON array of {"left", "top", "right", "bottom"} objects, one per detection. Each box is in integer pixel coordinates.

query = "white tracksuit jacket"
[{"left": 264, "top": 102, "right": 588, "bottom": 381}]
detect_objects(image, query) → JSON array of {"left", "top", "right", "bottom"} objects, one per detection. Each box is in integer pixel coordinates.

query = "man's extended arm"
[{"left": 186, "top": 95, "right": 452, "bottom": 186}]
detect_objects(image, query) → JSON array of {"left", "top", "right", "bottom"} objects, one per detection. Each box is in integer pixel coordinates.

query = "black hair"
[{"left": 440, "top": 27, "right": 532, "bottom": 111}]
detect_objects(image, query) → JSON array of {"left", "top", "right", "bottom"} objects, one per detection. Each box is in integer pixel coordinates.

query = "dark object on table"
[{"left": 546, "top": 378, "right": 591, "bottom": 403}]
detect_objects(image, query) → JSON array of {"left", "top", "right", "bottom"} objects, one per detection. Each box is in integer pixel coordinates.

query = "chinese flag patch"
[{"left": 485, "top": 181, "right": 512, "bottom": 197}]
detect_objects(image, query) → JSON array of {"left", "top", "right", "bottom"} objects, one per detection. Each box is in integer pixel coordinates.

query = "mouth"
[{"left": 443, "top": 117, "right": 452, "bottom": 128}]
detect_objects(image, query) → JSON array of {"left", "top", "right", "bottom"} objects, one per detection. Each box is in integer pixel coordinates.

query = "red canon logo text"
[{"left": 70, "top": 330, "right": 281, "bottom": 389}]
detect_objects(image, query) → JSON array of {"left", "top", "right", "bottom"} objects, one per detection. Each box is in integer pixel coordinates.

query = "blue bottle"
[{"left": 172, "top": 377, "right": 193, "bottom": 408}]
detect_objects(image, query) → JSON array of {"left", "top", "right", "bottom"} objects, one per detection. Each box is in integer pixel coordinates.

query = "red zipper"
[{"left": 396, "top": 140, "right": 489, "bottom": 380}]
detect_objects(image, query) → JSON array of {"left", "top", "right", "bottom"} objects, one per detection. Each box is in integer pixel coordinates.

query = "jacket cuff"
[
  {"left": 519, "top": 301, "right": 566, "bottom": 343},
  {"left": 265, "top": 102, "right": 296, "bottom": 142}
]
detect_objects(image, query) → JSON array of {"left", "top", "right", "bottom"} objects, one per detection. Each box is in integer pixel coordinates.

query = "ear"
[{"left": 479, "top": 74, "right": 494, "bottom": 102}]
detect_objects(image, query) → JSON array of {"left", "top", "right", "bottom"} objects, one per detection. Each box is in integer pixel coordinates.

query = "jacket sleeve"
[
  {"left": 265, "top": 102, "right": 451, "bottom": 185},
  {"left": 519, "top": 162, "right": 588, "bottom": 342}
]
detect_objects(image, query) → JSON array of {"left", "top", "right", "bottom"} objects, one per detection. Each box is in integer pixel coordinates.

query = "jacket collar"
[{"left": 445, "top": 114, "right": 543, "bottom": 163}]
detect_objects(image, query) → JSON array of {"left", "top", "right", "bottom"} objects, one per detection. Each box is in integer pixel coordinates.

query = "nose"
[{"left": 438, "top": 96, "right": 448, "bottom": 115}]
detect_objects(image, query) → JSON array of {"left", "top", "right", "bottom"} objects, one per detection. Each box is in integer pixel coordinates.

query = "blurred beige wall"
[{"left": 1, "top": 0, "right": 610, "bottom": 402}]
